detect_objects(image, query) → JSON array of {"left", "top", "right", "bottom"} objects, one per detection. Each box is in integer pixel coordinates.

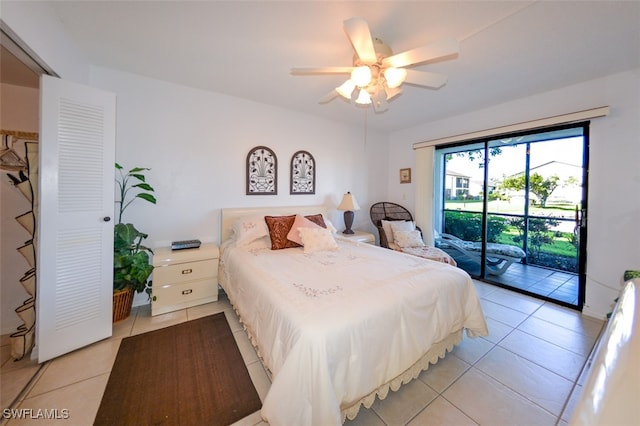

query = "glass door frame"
[{"left": 434, "top": 122, "right": 589, "bottom": 310}]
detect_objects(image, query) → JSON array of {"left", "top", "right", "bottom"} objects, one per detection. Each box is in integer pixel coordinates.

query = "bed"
[{"left": 218, "top": 205, "right": 488, "bottom": 425}]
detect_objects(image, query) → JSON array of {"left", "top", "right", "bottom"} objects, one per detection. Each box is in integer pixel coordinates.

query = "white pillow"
[
  {"left": 394, "top": 230, "right": 426, "bottom": 248},
  {"left": 388, "top": 220, "right": 415, "bottom": 244},
  {"left": 298, "top": 227, "right": 338, "bottom": 253},
  {"left": 287, "top": 214, "right": 323, "bottom": 246},
  {"left": 231, "top": 214, "right": 269, "bottom": 247}
]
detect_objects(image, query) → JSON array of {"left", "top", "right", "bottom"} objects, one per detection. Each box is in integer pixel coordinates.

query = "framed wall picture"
[
  {"left": 290, "top": 150, "right": 315, "bottom": 194},
  {"left": 400, "top": 168, "right": 411, "bottom": 184},
  {"left": 246, "top": 146, "right": 277, "bottom": 195}
]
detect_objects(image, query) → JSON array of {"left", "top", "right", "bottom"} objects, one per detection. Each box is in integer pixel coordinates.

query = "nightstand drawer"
[
  {"left": 153, "top": 259, "right": 216, "bottom": 284},
  {"left": 152, "top": 278, "right": 217, "bottom": 308},
  {"left": 150, "top": 243, "right": 219, "bottom": 316}
]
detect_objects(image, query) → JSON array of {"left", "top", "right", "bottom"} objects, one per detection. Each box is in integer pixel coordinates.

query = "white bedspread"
[{"left": 219, "top": 237, "right": 487, "bottom": 426}]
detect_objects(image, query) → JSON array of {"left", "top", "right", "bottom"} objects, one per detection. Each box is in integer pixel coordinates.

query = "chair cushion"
[
  {"left": 461, "top": 241, "right": 526, "bottom": 259},
  {"left": 394, "top": 230, "right": 426, "bottom": 248},
  {"left": 382, "top": 220, "right": 415, "bottom": 246}
]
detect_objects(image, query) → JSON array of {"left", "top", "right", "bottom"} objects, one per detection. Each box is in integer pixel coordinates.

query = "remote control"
[{"left": 171, "top": 239, "right": 202, "bottom": 250}]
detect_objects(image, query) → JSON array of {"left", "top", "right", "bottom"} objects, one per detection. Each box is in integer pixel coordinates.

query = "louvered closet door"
[{"left": 36, "top": 75, "right": 115, "bottom": 362}]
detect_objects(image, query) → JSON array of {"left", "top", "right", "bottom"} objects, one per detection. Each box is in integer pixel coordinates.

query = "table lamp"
[{"left": 337, "top": 192, "right": 360, "bottom": 234}]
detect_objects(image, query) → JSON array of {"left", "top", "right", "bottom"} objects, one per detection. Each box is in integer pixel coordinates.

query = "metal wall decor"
[
  {"left": 290, "top": 150, "right": 315, "bottom": 194},
  {"left": 246, "top": 146, "right": 277, "bottom": 195}
]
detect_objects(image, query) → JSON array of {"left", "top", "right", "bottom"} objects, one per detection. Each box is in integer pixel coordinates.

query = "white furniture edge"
[
  {"left": 220, "top": 205, "right": 329, "bottom": 243},
  {"left": 569, "top": 278, "right": 639, "bottom": 425},
  {"left": 339, "top": 230, "right": 376, "bottom": 244},
  {"left": 153, "top": 243, "right": 220, "bottom": 266}
]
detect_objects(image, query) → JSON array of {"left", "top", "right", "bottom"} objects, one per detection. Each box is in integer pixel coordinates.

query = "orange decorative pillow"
[{"left": 265, "top": 215, "right": 300, "bottom": 250}]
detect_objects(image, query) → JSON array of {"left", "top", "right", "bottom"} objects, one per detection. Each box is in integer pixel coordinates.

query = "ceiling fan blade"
[
  {"left": 383, "top": 39, "right": 459, "bottom": 68},
  {"left": 291, "top": 67, "right": 354, "bottom": 75},
  {"left": 384, "top": 86, "right": 403, "bottom": 100},
  {"left": 318, "top": 89, "right": 339, "bottom": 104},
  {"left": 404, "top": 69, "right": 448, "bottom": 89},
  {"left": 343, "top": 17, "right": 377, "bottom": 65}
]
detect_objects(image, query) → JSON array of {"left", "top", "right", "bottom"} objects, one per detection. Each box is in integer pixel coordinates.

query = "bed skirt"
[{"left": 340, "top": 328, "right": 463, "bottom": 422}]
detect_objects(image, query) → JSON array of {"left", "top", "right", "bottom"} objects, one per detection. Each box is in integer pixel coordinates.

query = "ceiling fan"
[{"left": 291, "top": 17, "right": 459, "bottom": 113}]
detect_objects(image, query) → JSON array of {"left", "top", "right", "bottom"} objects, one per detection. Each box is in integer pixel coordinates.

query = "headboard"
[{"left": 220, "top": 205, "right": 329, "bottom": 243}]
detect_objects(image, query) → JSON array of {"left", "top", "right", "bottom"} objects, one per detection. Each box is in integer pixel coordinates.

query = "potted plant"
[{"left": 112, "top": 163, "right": 157, "bottom": 322}]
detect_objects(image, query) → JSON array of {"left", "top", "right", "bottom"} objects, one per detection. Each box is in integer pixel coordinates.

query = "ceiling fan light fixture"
[
  {"left": 351, "top": 66, "right": 372, "bottom": 87},
  {"left": 336, "top": 79, "right": 356, "bottom": 99},
  {"left": 293, "top": 17, "right": 459, "bottom": 112},
  {"left": 355, "top": 88, "right": 372, "bottom": 105},
  {"left": 383, "top": 67, "right": 407, "bottom": 89}
]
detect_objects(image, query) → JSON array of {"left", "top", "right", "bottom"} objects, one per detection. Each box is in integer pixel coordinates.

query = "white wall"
[
  {"left": 0, "top": 83, "right": 39, "bottom": 334},
  {"left": 388, "top": 69, "right": 640, "bottom": 319},
  {"left": 88, "top": 66, "right": 388, "bottom": 306},
  {"left": 1, "top": 1, "right": 89, "bottom": 84}
]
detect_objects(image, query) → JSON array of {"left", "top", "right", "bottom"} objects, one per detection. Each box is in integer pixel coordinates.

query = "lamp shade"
[
  {"left": 355, "top": 89, "right": 371, "bottom": 105},
  {"left": 337, "top": 192, "right": 360, "bottom": 211},
  {"left": 384, "top": 67, "right": 407, "bottom": 89},
  {"left": 351, "top": 66, "right": 372, "bottom": 87},
  {"left": 336, "top": 79, "right": 356, "bottom": 99}
]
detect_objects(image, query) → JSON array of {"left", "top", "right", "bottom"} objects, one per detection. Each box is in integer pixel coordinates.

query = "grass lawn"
[
  {"left": 497, "top": 228, "right": 578, "bottom": 258},
  {"left": 445, "top": 199, "right": 577, "bottom": 219}
]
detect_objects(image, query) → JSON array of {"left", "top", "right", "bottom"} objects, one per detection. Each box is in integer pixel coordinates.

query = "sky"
[{"left": 446, "top": 136, "right": 584, "bottom": 184}]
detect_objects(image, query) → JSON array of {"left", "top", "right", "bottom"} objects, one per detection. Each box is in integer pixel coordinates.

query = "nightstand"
[
  {"left": 339, "top": 230, "right": 376, "bottom": 245},
  {"left": 151, "top": 243, "right": 219, "bottom": 316}
]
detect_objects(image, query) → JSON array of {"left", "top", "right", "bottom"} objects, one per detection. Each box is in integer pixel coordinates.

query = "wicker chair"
[
  {"left": 370, "top": 202, "right": 457, "bottom": 266},
  {"left": 369, "top": 202, "right": 421, "bottom": 248}
]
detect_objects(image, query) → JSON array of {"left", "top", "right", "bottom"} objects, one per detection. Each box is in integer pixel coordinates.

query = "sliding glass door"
[{"left": 435, "top": 124, "right": 588, "bottom": 309}]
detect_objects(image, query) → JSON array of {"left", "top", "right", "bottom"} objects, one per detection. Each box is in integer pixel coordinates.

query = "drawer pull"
[
  {"left": 182, "top": 289, "right": 193, "bottom": 295},
  {"left": 181, "top": 268, "right": 193, "bottom": 275}
]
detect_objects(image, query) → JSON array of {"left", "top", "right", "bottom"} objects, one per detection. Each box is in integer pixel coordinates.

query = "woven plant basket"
[{"left": 113, "top": 287, "right": 134, "bottom": 323}]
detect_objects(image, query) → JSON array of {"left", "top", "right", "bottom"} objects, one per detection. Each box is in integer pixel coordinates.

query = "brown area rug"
[{"left": 94, "top": 313, "right": 262, "bottom": 425}]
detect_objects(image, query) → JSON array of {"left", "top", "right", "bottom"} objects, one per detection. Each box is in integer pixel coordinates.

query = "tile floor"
[
  {"left": 491, "top": 263, "right": 579, "bottom": 306},
  {"left": 453, "top": 257, "right": 580, "bottom": 306},
  {"left": 1, "top": 281, "right": 604, "bottom": 426}
]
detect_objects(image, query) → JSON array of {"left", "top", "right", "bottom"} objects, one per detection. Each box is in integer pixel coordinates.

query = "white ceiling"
[{"left": 36, "top": 1, "right": 640, "bottom": 132}]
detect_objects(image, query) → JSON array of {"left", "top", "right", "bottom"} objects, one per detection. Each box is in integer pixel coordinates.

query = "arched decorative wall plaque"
[
  {"left": 246, "top": 146, "right": 277, "bottom": 195},
  {"left": 290, "top": 150, "right": 315, "bottom": 194}
]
